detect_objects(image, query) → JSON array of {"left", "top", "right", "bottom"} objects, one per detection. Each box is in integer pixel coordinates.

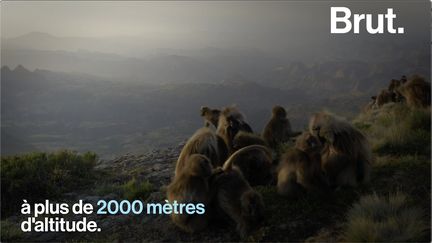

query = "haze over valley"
[{"left": 1, "top": 2, "right": 429, "bottom": 158}]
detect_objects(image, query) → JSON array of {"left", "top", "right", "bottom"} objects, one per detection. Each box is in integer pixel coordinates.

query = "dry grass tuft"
[{"left": 344, "top": 193, "right": 427, "bottom": 242}]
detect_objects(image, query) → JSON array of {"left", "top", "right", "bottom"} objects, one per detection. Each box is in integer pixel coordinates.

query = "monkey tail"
[{"left": 222, "top": 145, "right": 272, "bottom": 170}]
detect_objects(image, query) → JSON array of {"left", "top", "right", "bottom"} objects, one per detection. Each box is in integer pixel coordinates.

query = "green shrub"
[
  {"left": 344, "top": 193, "right": 427, "bottom": 242},
  {"left": 353, "top": 121, "right": 372, "bottom": 131},
  {"left": 94, "top": 183, "right": 122, "bottom": 197},
  {"left": 373, "top": 154, "right": 426, "bottom": 168},
  {"left": 1, "top": 150, "right": 97, "bottom": 217},
  {"left": 355, "top": 103, "right": 431, "bottom": 156},
  {"left": 373, "top": 127, "right": 431, "bottom": 156},
  {"left": 93, "top": 177, "right": 153, "bottom": 201},
  {"left": 121, "top": 178, "right": 153, "bottom": 200},
  {"left": 405, "top": 108, "right": 431, "bottom": 131},
  {"left": 0, "top": 220, "right": 23, "bottom": 242}
]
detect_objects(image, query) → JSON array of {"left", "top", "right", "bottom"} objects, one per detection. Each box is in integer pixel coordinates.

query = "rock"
[
  {"left": 103, "top": 193, "right": 118, "bottom": 200},
  {"left": 279, "top": 223, "right": 288, "bottom": 230},
  {"left": 35, "top": 232, "right": 57, "bottom": 242},
  {"left": 63, "top": 192, "right": 78, "bottom": 198},
  {"left": 146, "top": 191, "right": 165, "bottom": 203},
  {"left": 82, "top": 195, "right": 101, "bottom": 204}
]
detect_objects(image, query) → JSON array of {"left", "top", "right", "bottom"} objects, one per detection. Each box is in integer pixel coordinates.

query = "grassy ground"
[
  {"left": 1, "top": 103, "right": 430, "bottom": 242},
  {"left": 1, "top": 150, "right": 98, "bottom": 218},
  {"left": 251, "top": 103, "right": 431, "bottom": 242}
]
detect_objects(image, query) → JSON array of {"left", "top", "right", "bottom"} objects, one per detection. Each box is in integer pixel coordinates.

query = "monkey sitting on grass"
[{"left": 277, "top": 131, "right": 330, "bottom": 198}]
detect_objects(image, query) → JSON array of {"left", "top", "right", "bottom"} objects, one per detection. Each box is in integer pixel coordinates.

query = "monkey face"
[
  {"left": 201, "top": 106, "right": 220, "bottom": 127},
  {"left": 306, "top": 135, "right": 321, "bottom": 150},
  {"left": 211, "top": 110, "right": 221, "bottom": 126},
  {"left": 272, "top": 105, "right": 287, "bottom": 118},
  {"left": 309, "top": 120, "right": 322, "bottom": 141},
  {"left": 227, "top": 116, "right": 253, "bottom": 134},
  {"left": 388, "top": 79, "right": 401, "bottom": 92},
  {"left": 295, "top": 132, "right": 323, "bottom": 153},
  {"left": 226, "top": 116, "right": 241, "bottom": 141},
  {"left": 309, "top": 114, "right": 320, "bottom": 137},
  {"left": 309, "top": 113, "right": 332, "bottom": 145},
  {"left": 200, "top": 106, "right": 210, "bottom": 116}
]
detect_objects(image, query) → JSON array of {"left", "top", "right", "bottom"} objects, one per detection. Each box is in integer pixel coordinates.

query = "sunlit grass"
[
  {"left": 354, "top": 103, "right": 430, "bottom": 156},
  {"left": 1, "top": 150, "right": 98, "bottom": 217},
  {"left": 343, "top": 193, "right": 427, "bottom": 242}
]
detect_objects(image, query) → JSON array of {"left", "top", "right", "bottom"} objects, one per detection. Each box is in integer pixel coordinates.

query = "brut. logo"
[{"left": 331, "top": 7, "right": 404, "bottom": 34}]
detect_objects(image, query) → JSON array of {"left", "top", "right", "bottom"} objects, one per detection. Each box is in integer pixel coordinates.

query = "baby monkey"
[
  {"left": 210, "top": 168, "right": 265, "bottom": 239},
  {"left": 277, "top": 132, "right": 330, "bottom": 198}
]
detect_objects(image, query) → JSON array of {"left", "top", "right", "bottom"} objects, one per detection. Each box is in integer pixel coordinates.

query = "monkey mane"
[
  {"left": 184, "top": 154, "right": 212, "bottom": 178},
  {"left": 176, "top": 127, "right": 220, "bottom": 176},
  {"left": 311, "top": 112, "right": 372, "bottom": 175},
  {"left": 222, "top": 145, "right": 272, "bottom": 171},
  {"left": 192, "top": 132, "right": 218, "bottom": 159},
  {"left": 221, "top": 106, "right": 246, "bottom": 122},
  {"left": 233, "top": 131, "right": 268, "bottom": 151},
  {"left": 398, "top": 75, "right": 431, "bottom": 108},
  {"left": 310, "top": 112, "right": 346, "bottom": 135}
]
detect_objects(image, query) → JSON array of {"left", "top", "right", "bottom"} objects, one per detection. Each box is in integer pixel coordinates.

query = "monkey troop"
[
  {"left": 364, "top": 75, "right": 430, "bottom": 111},
  {"left": 169, "top": 75, "right": 429, "bottom": 237}
]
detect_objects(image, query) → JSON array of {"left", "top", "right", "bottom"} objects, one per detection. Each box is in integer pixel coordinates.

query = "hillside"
[
  {"left": 1, "top": 66, "right": 370, "bottom": 158},
  {"left": 2, "top": 102, "right": 430, "bottom": 242}
]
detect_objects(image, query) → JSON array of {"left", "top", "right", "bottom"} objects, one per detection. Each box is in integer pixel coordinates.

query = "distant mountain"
[
  {"left": 2, "top": 32, "right": 151, "bottom": 56},
  {"left": 2, "top": 32, "right": 278, "bottom": 59},
  {"left": 2, "top": 49, "right": 266, "bottom": 84},
  {"left": 3, "top": 31, "right": 429, "bottom": 94},
  {"left": 262, "top": 56, "right": 430, "bottom": 94},
  {"left": 2, "top": 30, "right": 429, "bottom": 157},
  {"left": 3, "top": 47, "right": 428, "bottom": 95},
  {"left": 1, "top": 66, "right": 327, "bottom": 158}
]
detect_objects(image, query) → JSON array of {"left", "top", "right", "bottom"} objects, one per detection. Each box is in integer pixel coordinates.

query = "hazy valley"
[
  {"left": 1, "top": 32, "right": 429, "bottom": 158},
  {"left": 1, "top": 3, "right": 431, "bottom": 242}
]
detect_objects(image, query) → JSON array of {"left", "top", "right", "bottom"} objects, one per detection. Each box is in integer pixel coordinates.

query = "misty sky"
[{"left": 1, "top": 1, "right": 429, "bottom": 53}]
